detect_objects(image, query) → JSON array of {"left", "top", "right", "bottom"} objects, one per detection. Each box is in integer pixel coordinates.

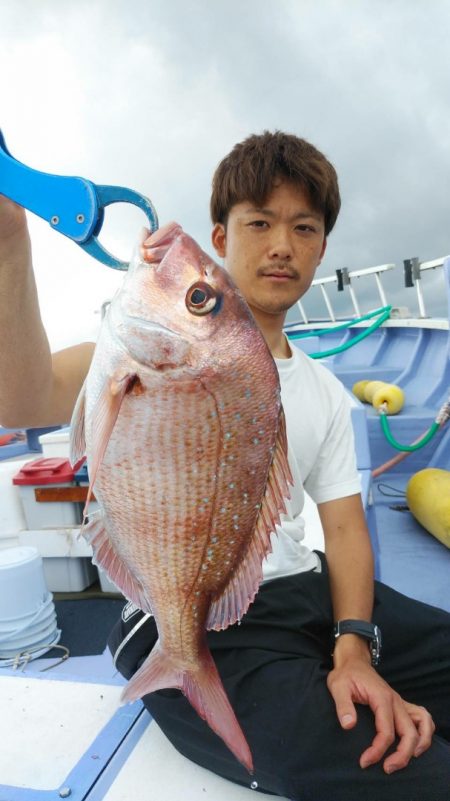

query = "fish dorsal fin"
[
  {"left": 69, "top": 380, "right": 87, "bottom": 466},
  {"left": 83, "top": 511, "right": 150, "bottom": 612},
  {"left": 83, "top": 373, "right": 135, "bottom": 513},
  {"left": 206, "top": 409, "right": 293, "bottom": 631}
]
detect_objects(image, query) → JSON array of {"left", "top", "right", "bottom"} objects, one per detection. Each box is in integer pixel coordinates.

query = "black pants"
[{"left": 108, "top": 561, "right": 450, "bottom": 801}]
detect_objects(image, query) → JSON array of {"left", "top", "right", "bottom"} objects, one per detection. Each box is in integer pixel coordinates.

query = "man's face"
[{"left": 211, "top": 180, "right": 327, "bottom": 323}]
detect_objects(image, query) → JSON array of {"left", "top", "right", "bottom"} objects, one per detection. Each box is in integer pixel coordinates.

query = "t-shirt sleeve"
[{"left": 303, "top": 383, "right": 361, "bottom": 505}]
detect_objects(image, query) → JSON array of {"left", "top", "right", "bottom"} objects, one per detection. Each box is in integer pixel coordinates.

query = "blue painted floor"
[{"left": 372, "top": 473, "right": 450, "bottom": 613}]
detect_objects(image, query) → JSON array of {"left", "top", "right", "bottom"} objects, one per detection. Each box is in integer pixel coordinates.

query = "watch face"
[{"left": 371, "top": 625, "right": 382, "bottom": 665}]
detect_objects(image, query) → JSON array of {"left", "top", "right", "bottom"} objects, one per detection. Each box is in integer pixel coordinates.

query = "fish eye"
[{"left": 186, "top": 282, "right": 218, "bottom": 315}]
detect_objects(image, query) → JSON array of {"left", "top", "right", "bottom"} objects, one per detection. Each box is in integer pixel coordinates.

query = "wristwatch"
[{"left": 333, "top": 619, "right": 382, "bottom": 666}]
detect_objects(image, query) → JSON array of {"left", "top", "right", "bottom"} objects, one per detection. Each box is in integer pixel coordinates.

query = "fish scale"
[
  {"left": 93, "top": 378, "right": 277, "bottom": 619},
  {"left": 70, "top": 221, "right": 292, "bottom": 774}
]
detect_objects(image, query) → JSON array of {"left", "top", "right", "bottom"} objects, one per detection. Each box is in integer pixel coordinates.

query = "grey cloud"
[{"left": 1, "top": 0, "right": 450, "bottom": 321}]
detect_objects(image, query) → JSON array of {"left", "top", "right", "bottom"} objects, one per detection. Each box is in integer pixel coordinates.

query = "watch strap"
[{"left": 333, "top": 619, "right": 382, "bottom": 666}]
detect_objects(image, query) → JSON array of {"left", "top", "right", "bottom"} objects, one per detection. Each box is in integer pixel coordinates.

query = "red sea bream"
[{"left": 70, "top": 222, "right": 292, "bottom": 772}]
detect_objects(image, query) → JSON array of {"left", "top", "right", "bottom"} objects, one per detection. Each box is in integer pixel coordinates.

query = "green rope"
[
  {"left": 287, "top": 306, "right": 392, "bottom": 360},
  {"left": 287, "top": 305, "right": 392, "bottom": 340},
  {"left": 379, "top": 413, "right": 440, "bottom": 452},
  {"left": 286, "top": 304, "right": 442, "bottom": 451}
]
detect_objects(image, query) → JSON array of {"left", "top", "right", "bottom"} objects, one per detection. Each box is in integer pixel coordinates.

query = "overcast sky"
[{"left": 1, "top": 0, "right": 450, "bottom": 349}]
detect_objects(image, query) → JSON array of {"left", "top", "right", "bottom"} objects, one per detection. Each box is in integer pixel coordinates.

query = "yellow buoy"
[
  {"left": 352, "top": 380, "right": 371, "bottom": 402},
  {"left": 372, "top": 383, "right": 405, "bottom": 415},
  {"left": 363, "top": 380, "right": 387, "bottom": 403},
  {"left": 406, "top": 468, "right": 450, "bottom": 548}
]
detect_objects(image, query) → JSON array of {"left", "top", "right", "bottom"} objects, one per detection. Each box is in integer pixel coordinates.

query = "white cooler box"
[
  {"left": 13, "top": 458, "right": 95, "bottom": 592},
  {"left": 12, "top": 457, "right": 82, "bottom": 528}
]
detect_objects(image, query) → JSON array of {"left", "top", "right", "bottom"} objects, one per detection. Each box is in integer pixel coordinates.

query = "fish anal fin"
[
  {"left": 82, "top": 513, "right": 149, "bottom": 612},
  {"left": 121, "top": 642, "right": 253, "bottom": 773},
  {"left": 207, "top": 408, "right": 293, "bottom": 632}
]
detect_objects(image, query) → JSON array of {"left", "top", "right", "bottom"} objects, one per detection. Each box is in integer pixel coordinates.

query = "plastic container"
[
  {"left": 26, "top": 425, "right": 61, "bottom": 453},
  {"left": 38, "top": 427, "right": 71, "bottom": 459},
  {"left": 42, "top": 557, "right": 97, "bottom": 593},
  {"left": 17, "top": 529, "right": 97, "bottom": 593},
  {"left": 0, "top": 459, "right": 28, "bottom": 544},
  {"left": 97, "top": 566, "right": 122, "bottom": 595},
  {"left": 0, "top": 618, "right": 58, "bottom": 656},
  {"left": 0, "top": 594, "right": 55, "bottom": 637},
  {"left": 0, "top": 546, "right": 48, "bottom": 621},
  {"left": 74, "top": 461, "right": 89, "bottom": 483},
  {"left": 12, "top": 457, "right": 81, "bottom": 528},
  {"left": 0, "top": 546, "right": 60, "bottom": 662}
]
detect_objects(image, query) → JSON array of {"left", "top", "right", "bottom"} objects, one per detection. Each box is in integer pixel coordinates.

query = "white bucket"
[
  {"left": 0, "top": 618, "right": 59, "bottom": 657},
  {"left": 0, "top": 546, "right": 59, "bottom": 663},
  {"left": 0, "top": 546, "right": 48, "bottom": 621},
  {"left": 0, "top": 592, "right": 54, "bottom": 637},
  {"left": 0, "top": 628, "right": 61, "bottom": 661}
]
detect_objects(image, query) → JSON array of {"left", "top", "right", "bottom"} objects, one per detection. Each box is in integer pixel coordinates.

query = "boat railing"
[
  {"left": 403, "top": 257, "right": 446, "bottom": 319},
  {"left": 297, "top": 257, "right": 447, "bottom": 323}
]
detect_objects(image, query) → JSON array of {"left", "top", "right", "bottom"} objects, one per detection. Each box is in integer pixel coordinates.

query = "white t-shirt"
[{"left": 262, "top": 343, "right": 361, "bottom": 581}]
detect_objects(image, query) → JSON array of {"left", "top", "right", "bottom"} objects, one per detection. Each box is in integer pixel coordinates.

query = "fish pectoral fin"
[
  {"left": 88, "top": 372, "right": 136, "bottom": 491},
  {"left": 207, "top": 408, "right": 293, "bottom": 632},
  {"left": 121, "top": 642, "right": 253, "bottom": 774},
  {"left": 70, "top": 380, "right": 87, "bottom": 466},
  {"left": 82, "top": 512, "right": 150, "bottom": 612}
]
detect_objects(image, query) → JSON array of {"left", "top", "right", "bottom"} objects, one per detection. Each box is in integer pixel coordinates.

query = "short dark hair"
[{"left": 210, "top": 130, "right": 340, "bottom": 236}]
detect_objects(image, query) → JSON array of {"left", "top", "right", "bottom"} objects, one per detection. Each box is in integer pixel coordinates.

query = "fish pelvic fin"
[
  {"left": 121, "top": 642, "right": 254, "bottom": 774},
  {"left": 82, "top": 512, "right": 150, "bottom": 612},
  {"left": 207, "top": 408, "right": 293, "bottom": 631}
]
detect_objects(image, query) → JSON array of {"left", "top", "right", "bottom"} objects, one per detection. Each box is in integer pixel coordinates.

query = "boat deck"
[
  {"left": 373, "top": 473, "right": 450, "bottom": 612},
  {"left": 0, "top": 650, "right": 281, "bottom": 800}
]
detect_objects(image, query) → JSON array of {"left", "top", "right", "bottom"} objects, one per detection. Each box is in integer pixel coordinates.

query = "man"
[{"left": 1, "top": 131, "right": 450, "bottom": 800}]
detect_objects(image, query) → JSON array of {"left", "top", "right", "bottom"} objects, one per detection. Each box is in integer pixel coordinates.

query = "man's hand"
[{"left": 327, "top": 651, "right": 435, "bottom": 774}]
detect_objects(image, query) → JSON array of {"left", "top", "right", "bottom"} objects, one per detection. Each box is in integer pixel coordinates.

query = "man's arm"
[
  {"left": 0, "top": 196, "right": 94, "bottom": 428},
  {"left": 319, "top": 494, "right": 435, "bottom": 774}
]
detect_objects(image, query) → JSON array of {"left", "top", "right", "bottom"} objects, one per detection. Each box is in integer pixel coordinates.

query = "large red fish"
[{"left": 70, "top": 222, "right": 292, "bottom": 772}]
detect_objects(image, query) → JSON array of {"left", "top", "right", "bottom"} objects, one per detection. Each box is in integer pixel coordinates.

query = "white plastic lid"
[{"left": 0, "top": 546, "right": 40, "bottom": 569}]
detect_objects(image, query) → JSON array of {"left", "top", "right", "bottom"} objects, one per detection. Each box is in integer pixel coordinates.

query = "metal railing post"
[
  {"left": 319, "top": 284, "right": 336, "bottom": 321},
  {"left": 374, "top": 272, "right": 388, "bottom": 307},
  {"left": 404, "top": 257, "right": 426, "bottom": 318},
  {"left": 348, "top": 285, "right": 361, "bottom": 317},
  {"left": 300, "top": 260, "right": 445, "bottom": 325},
  {"left": 296, "top": 299, "right": 308, "bottom": 324}
]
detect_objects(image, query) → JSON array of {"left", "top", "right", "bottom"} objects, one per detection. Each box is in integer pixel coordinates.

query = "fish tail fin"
[
  {"left": 121, "top": 642, "right": 253, "bottom": 773},
  {"left": 120, "top": 641, "right": 183, "bottom": 702},
  {"left": 182, "top": 650, "right": 254, "bottom": 773}
]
